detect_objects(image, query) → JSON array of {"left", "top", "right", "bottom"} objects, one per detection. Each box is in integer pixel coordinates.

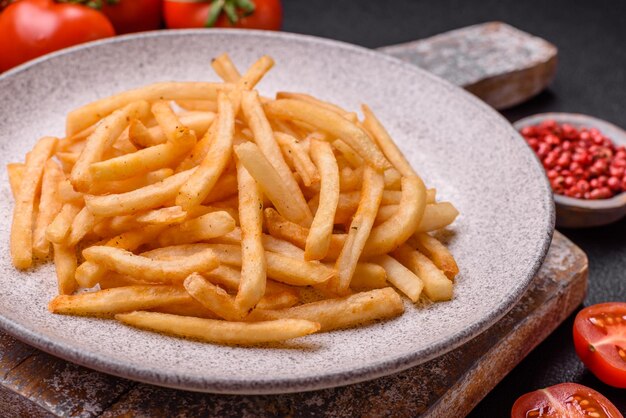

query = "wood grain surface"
[{"left": 0, "top": 231, "right": 587, "bottom": 417}]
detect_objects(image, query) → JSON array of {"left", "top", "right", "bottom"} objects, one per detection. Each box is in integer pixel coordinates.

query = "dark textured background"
[{"left": 282, "top": 0, "right": 626, "bottom": 415}]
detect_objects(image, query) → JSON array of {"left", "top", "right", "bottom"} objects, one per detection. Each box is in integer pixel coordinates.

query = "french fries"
[
  {"left": 33, "top": 160, "right": 64, "bottom": 258},
  {"left": 49, "top": 286, "right": 190, "bottom": 316},
  {"left": 84, "top": 168, "right": 196, "bottom": 217},
  {"left": 392, "top": 244, "right": 453, "bottom": 302},
  {"left": 71, "top": 101, "right": 150, "bottom": 191},
  {"left": 66, "top": 82, "right": 233, "bottom": 136},
  {"left": 91, "top": 102, "right": 196, "bottom": 182},
  {"left": 241, "top": 91, "right": 312, "bottom": 226},
  {"left": 305, "top": 140, "right": 339, "bottom": 260},
  {"left": 265, "top": 99, "right": 389, "bottom": 170},
  {"left": 235, "top": 142, "right": 312, "bottom": 226},
  {"left": 234, "top": 160, "right": 266, "bottom": 312},
  {"left": 9, "top": 53, "right": 459, "bottom": 346},
  {"left": 10, "top": 136, "right": 57, "bottom": 269},
  {"left": 116, "top": 311, "right": 320, "bottom": 345}
]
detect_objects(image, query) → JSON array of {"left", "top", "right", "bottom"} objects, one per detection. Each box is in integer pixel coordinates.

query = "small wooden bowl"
[{"left": 514, "top": 112, "right": 626, "bottom": 228}]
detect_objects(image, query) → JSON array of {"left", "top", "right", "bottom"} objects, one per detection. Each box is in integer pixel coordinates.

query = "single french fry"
[
  {"left": 305, "top": 140, "right": 339, "bottom": 261},
  {"left": 240, "top": 91, "right": 312, "bottom": 225},
  {"left": 275, "top": 92, "right": 352, "bottom": 117},
  {"left": 333, "top": 167, "right": 384, "bottom": 293},
  {"left": 6, "top": 163, "right": 25, "bottom": 198},
  {"left": 84, "top": 168, "right": 196, "bottom": 217},
  {"left": 417, "top": 202, "right": 459, "bottom": 232},
  {"left": 66, "top": 82, "right": 233, "bottom": 136},
  {"left": 127, "top": 119, "right": 154, "bottom": 149},
  {"left": 49, "top": 286, "right": 190, "bottom": 315},
  {"left": 46, "top": 202, "right": 82, "bottom": 246},
  {"left": 265, "top": 99, "right": 389, "bottom": 170},
  {"left": 75, "top": 225, "right": 166, "bottom": 288},
  {"left": 135, "top": 206, "right": 187, "bottom": 224},
  {"left": 211, "top": 53, "right": 242, "bottom": 82},
  {"left": 361, "top": 104, "right": 417, "bottom": 178},
  {"left": 176, "top": 93, "right": 234, "bottom": 210},
  {"left": 10, "top": 136, "right": 57, "bottom": 269},
  {"left": 392, "top": 244, "right": 453, "bottom": 301},
  {"left": 234, "top": 160, "right": 266, "bottom": 312},
  {"left": 116, "top": 311, "right": 320, "bottom": 345},
  {"left": 275, "top": 132, "right": 319, "bottom": 187},
  {"left": 235, "top": 142, "right": 312, "bottom": 226},
  {"left": 249, "top": 287, "right": 403, "bottom": 331},
  {"left": 82, "top": 246, "right": 219, "bottom": 283},
  {"left": 157, "top": 211, "right": 236, "bottom": 246},
  {"left": 52, "top": 243, "right": 78, "bottom": 295},
  {"left": 71, "top": 101, "right": 150, "bottom": 191},
  {"left": 362, "top": 176, "right": 426, "bottom": 256},
  {"left": 350, "top": 263, "right": 387, "bottom": 290},
  {"left": 66, "top": 206, "right": 97, "bottom": 247},
  {"left": 411, "top": 233, "right": 459, "bottom": 280},
  {"left": 371, "top": 254, "right": 423, "bottom": 302},
  {"left": 184, "top": 273, "right": 245, "bottom": 321},
  {"left": 33, "top": 160, "right": 64, "bottom": 258}
]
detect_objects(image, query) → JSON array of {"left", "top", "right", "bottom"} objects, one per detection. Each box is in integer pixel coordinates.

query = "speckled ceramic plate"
[{"left": 0, "top": 30, "right": 554, "bottom": 394}]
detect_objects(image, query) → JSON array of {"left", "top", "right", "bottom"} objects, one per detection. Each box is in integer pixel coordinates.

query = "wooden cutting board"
[{"left": 0, "top": 23, "right": 570, "bottom": 417}]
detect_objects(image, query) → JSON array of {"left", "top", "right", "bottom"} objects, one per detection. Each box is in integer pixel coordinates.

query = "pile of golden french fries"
[{"left": 8, "top": 54, "right": 459, "bottom": 345}]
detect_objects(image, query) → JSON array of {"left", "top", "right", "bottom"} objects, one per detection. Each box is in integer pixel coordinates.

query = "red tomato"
[
  {"left": 0, "top": 0, "right": 115, "bottom": 72},
  {"left": 101, "top": 0, "right": 163, "bottom": 34},
  {"left": 574, "top": 302, "right": 626, "bottom": 388},
  {"left": 164, "top": 0, "right": 282, "bottom": 31},
  {"left": 511, "top": 383, "right": 623, "bottom": 418}
]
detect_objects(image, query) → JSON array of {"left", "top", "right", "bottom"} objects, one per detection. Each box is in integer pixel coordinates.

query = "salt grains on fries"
[{"left": 8, "top": 53, "right": 459, "bottom": 346}]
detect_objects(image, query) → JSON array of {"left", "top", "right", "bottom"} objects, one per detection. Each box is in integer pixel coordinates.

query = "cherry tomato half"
[
  {"left": 574, "top": 302, "right": 626, "bottom": 388},
  {"left": 101, "top": 0, "right": 163, "bottom": 34},
  {"left": 511, "top": 383, "right": 623, "bottom": 418},
  {"left": 164, "top": 0, "right": 282, "bottom": 31},
  {"left": 0, "top": 0, "right": 115, "bottom": 72}
]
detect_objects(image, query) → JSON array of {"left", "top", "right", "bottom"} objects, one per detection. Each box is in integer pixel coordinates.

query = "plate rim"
[{"left": 0, "top": 28, "right": 555, "bottom": 394}]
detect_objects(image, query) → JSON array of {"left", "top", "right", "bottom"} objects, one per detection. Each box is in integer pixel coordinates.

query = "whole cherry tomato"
[
  {"left": 511, "top": 383, "right": 623, "bottom": 418},
  {"left": 0, "top": 0, "right": 115, "bottom": 72},
  {"left": 164, "top": 0, "right": 282, "bottom": 30},
  {"left": 574, "top": 302, "right": 626, "bottom": 388},
  {"left": 101, "top": 0, "right": 163, "bottom": 34}
]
